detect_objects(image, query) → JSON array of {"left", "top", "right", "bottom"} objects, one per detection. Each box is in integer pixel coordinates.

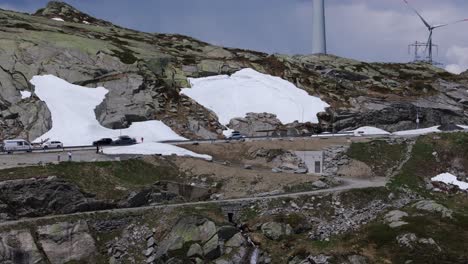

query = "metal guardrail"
[
  {"left": 0, "top": 145, "right": 96, "bottom": 155},
  {"left": 0, "top": 130, "right": 438, "bottom": 156}
]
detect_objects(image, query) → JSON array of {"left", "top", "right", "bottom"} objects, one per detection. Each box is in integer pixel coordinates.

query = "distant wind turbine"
[{"left": 404, "top": 0, "right": 468, "bottom": 64}]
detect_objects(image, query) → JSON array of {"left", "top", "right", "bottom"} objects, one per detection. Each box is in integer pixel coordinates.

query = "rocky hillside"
[{"left": 1, "top": 1, "right": 468, "bottom": 141}]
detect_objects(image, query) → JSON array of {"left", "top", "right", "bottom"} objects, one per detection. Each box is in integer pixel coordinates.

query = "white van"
[{"left": 2, "top": 139, "right": 33, "bottom": 153}]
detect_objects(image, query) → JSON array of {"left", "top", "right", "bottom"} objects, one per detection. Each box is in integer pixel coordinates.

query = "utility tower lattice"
[{"left": 408, "top": 41, "right": 438, "bottom": 64}]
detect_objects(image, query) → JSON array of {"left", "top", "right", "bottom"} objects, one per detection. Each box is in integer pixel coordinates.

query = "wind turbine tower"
[{"left": 312, "top": 0, "right": 327, "bottom": 54}]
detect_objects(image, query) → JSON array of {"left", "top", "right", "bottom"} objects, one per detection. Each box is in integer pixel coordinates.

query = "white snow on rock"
[
  {"left": 431, "top": 173, "right": 468, "bottom": 190},
  {"left": 29, "top": 75, "right": 209, "bottom": 159},
  {"left": 393, "top": 126, "right": 441, "bottom": 136},
  {"left": 20, "top": 90, "right": 31, "bottom": 99},
  {"left": 351, "top": 126, "right": 390, "bottom": 136},
  {"left": 83, "top": 20, "right": 90, "bottom": 25},
  {"left": 51, "top": 17, "right": 64, "bottom": 22},
  {"left": 104, "top": 142, "right": 212, "bottom": 160},
  {"left": 180, "top": 68, "right": 330, "bottom": 126}
]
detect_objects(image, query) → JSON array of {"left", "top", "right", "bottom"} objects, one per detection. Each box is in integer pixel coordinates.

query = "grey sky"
[{"left": 1, "top": 0, "right": 467, "bottom": 72}]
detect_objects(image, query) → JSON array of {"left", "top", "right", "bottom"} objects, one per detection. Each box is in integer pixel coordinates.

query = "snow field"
[
  {"left": 181, "top": 68, "right": 330, "bottom": 126},
  {"left": 30, "top": 75, "right": 209, "bottom": 159}
]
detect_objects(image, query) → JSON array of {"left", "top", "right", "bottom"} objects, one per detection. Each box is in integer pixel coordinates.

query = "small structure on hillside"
[{"left": 295, "top": 151, "right": 324, "bottom": 175}]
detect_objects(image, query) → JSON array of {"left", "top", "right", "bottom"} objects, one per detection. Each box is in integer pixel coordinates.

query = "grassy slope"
[
  {"left": 0, "top": 158, "right": 182, "bottom": 200},
  {"left": 347, "top": 139, "right": 407, "bottom": 177}
]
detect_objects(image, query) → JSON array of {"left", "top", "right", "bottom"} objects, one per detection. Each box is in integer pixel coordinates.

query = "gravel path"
[{"left": 0, "top": 177, "right": 386, "bottom": 228}]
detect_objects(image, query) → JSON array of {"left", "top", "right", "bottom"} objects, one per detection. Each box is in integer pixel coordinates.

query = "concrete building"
[{"left": 295, "top": 151, "right": 324, "bottom": 175}]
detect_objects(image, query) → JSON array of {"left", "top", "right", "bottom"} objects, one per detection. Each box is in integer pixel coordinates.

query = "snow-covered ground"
[
  {"left": 431, "top": 173, "right": 468, "bottom": 190},
  {"left": 181, "top": 68, "right": 330, "bottom": 126},
  {"left": 20, "top": 90, "right": 31, "bottom": 99},
  {"left": 30, "top": 75, "right": 209, "bottom": 159},
  {"left": 104, "top": 142, "right": 211, "bottom": 160},
  {"left": 392, "top": 126, "right": 441, "bottom": 136},
  {"left": 51, "top": 17, "right": 64, "bottom": 22},
  {"left": 351, "top": 126, "right": 390, "bottom": 136}
]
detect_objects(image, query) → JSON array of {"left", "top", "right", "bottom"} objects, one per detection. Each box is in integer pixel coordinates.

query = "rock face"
[
  {"left": 34, "top": 1, "right": 113, "bottom": 26},
  {"left": 249, "top": 148, "right": 308, "bottom": 173},
  {"left": 261, "top": 222, "right": 292, "bottom": 240},
  {"left": 0, "top": 230, "right": 45, "bottom": 264},
  {"left": 412, "top": 200, "right": 453, "bottom": 218},
  {"left": 1, "top": 3, "right": 468, "bottom": 140},
  {"left": 0, "top": 177, "right": 114, "bottom": 220},
  {"left": 228, "top": 112, "right": 281, "bottom": 137},
  {"left": 384, "top": 210, "right": 408, "bottom": 228},
  {"left": 37, "top": 221, "right": 97, "bottom": 264}
]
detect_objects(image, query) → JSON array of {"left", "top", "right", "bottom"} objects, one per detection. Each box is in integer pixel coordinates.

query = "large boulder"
[
  {"left": 155, "top": 216, "right": 217, "bottom": 258},
  {"left": 412, "top": 200, "right": 453, "bottom": 218},
  {"left": 0, "top": 230, "right": 45, "bottom": 264},
  {"left": 384, "top": 210, "right": 408, "bottom": 228},
  {"left": 228, "top": 112, "right": 281, "bottom": 137},
  {"left": 37, "top": 221, "right": 97, "bottom": 264},
  {"left": 261, "top": 222, "right": 293, "bottom": 241}
]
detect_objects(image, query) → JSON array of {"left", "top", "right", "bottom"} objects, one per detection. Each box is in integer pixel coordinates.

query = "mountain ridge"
[{"left": 0, "top": 1, "right": 468, "bottom": 141}]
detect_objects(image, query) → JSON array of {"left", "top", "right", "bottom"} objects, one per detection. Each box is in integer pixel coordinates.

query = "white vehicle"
[
  {"left": 42, "top": 141, "right": 64, "bottom": 149},
  {"left": 2, "top": 139, "right": 33, "bottom": 153}
]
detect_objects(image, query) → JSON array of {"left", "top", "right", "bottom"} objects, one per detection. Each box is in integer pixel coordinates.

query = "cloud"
[{"left": 445, "top": 45, "right": 468, "bottom": 74}]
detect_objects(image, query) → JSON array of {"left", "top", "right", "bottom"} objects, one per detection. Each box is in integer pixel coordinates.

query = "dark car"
[
  {"left": 113, "top": 135, "right": 137, "bottom": 145},
  {"left": 93, "top": 138, "right": 113, "bottom": 146}
]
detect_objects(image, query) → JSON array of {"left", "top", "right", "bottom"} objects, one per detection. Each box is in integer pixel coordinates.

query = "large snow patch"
[
  {"left": 30, "top": 75, "right": 208, "bottom": 158},
  {"left": 392, "top": 126, "right": 441, "bottom": 136},
  {"left": 431, "top": 173, "right": 468, "bottom": 190},
  {"left": 351, "top": 126, "right": 390, "bottom": 136},
  {"left": 104, "top": 142, "right": 212, "bottom": 160},
  {"left": 180, "top": 68, "right": 330, "bottom": 125}
]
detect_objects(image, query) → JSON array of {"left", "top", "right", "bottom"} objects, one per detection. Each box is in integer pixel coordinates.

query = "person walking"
[
  {"left": 68, "top": 151, "right": 72, "bottom": 162},
  {"left": 141, "top": 137, "right": 144, "bottom": 143}
]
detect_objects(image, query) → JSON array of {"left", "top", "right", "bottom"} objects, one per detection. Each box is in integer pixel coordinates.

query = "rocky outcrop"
[
  {"left": 261, "top": 222, "right": 292, "bottom": 240},
  {"left": 0, "top": 3, "right": 468, "bottom": 140},
  {"left": 34, "top": 1, "right": 113, "bottom": 26},
  {"left": 412, "top": 200, "right": 453, "bottom": 218},
  {"left": 0, "top": 230, "right": 45, "bottom": 264},
  {"left": 384, "top": 210, "right": 408, "bottom": 228},
  {"left": 396, "top": 233, "right": 441, "bottom": 251},
  {"left": 0, "top": 177, "right": 114, "bottom": 220},
  {"left": 249, "top": 148, "right": 308, "bottom": 173},
  {"left": 37, "top": 221, "right": 97, "bottom": 264},
  {"left": 228, "top": 113, "right": 281, "bottom": 137}
]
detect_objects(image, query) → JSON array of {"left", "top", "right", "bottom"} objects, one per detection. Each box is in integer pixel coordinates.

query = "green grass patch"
[
  {"left": 365, "top": 223, "right": 398, "bottom": 248},
  {"left": 347, "top": 140, "right": 406, "bottom": 176},
  {"left": 0, "top": 159, "right": 181, "bottom": 200},
  {"left": 390, "top": 132, "right": 468, "bottom": 191}
]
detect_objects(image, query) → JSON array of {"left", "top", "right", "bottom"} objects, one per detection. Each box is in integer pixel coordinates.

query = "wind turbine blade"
[
  {"left": 433, "top": 18, "right": 468, "bottom": 29},
  {"left": 403, "top": 0, "right": 432, "bottom": 29}
]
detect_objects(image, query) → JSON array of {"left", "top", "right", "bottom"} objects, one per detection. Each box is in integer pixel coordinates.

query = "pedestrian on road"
[
  {"left": 141, "top": 137, "right": 144, "bottom": 143},
  {"left": 68, "top": 151, "right": 72, "bottom": 162},
  {"left": 96, "top": 144, "right": 99, "bottom": 154}
]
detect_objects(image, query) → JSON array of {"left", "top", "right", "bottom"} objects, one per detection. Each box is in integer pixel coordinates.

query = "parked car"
[
  {"left": 228, "top": 131, "right": 245, "bottom": 140},
  {"left": 93, "top": 138, "right": 113, "bottom": 146},
  {"left": 2, "top": 139, "right": 33, "bottom": 153},
  {"left": 113, "top": 135, "right": 137, "bottom": 145},
  {"left": 42, "top": 141, "right": 63, "bottom": 149}
]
